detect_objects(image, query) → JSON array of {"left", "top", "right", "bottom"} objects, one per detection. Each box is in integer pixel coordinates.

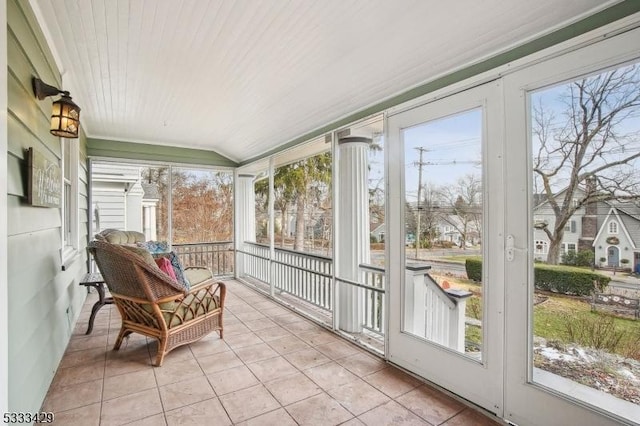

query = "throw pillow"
[
  {"left": 136, "top": 241, "right": 190, "bottom": 290},
  {"left": 137, "top": 240, "right": 170, "bottom": 254},
  {"left": 155, "top": 257, "right": 178, "bottom": 282},
  {"left": 165, "top": 251, "right": 191, "bottom": 290}
]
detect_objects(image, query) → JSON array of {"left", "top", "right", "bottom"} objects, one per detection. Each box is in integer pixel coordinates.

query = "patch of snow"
[
  {"left": 572, "top": 347, "right": 595, "bottom": 362},
  {"left": 618, "top": 369, "right": 637, "bottom": 381},
  {"left": 540, "top": 347, "right": 577, "bottom": 362}
]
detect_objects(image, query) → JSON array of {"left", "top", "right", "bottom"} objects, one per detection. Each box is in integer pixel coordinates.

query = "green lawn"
[
  {"left": 533, "top": 294, "right": 640, "bottom": 359},
  {"left": 460, "top": 290, "right": 640, "bottom": 360},
  {"left": 431, "top": 269, "right": 640, "bottom": 360}
]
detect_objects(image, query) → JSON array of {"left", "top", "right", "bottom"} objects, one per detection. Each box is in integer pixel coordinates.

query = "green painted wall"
[
  {"left": 87, "top": 138, "right": 237, "bottom": 167},
  {"left": 7, "top": 0, "right": 88, "bottom": 412}
]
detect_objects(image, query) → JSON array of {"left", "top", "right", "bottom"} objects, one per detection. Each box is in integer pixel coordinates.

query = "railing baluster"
[
  {"left": 239, "top": 242, "right": 384, "bottom": 323},
  {"left": 173, "top": 241, "right": 234, "bottom": 277}
]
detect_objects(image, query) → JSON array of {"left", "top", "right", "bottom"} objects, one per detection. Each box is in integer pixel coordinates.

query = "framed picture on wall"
[{"left": 27, "top": 147, "right": 61, "bottom": 208}]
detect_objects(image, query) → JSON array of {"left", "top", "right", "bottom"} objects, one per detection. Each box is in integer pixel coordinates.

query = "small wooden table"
[{"left": 79, "top": 272, "right": 113, "bottom": 334}]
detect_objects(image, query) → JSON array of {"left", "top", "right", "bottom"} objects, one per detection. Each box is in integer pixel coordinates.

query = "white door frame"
[
  {"left": 0, "top": 0, "right": 8, "bottom": 414},
  {"left": 386, "top": 81, "right": 505, "bottom": 416},
  {"left": 503, "top": 25, "right": 640, "bottom": 426}
]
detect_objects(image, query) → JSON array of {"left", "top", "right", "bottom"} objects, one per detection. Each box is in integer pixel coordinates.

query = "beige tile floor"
[{"left": 42, "top": 280, "right": 503, "bottom": 425}]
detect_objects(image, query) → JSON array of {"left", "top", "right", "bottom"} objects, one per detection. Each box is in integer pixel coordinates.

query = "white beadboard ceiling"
[{"left": 31, "top": 0, "right": 614, "bottom": 163}]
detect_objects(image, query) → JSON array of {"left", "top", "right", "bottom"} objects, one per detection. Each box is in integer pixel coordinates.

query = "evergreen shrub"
[{"left": 465, "top": 259, "right": 609, "bottom": 295}]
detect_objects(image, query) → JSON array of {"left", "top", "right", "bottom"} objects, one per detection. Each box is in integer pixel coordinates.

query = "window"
[
  {"left": 564, "top": 220, "right": 576, "bottom": 233},
  {"left": 564, "top": 243, "right": 576, "bottom": 254},
  {"left": 608, "top": 220, "right": 618, "bottom": 234},
  {"left": 534, "top": 240, "right": 548, "bottom": 254},
  {"left": 62, "top": 139, "right": 79, "bottom": 261}
]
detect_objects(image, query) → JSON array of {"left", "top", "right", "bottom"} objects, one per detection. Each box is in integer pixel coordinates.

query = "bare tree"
[
  {"left": 171, "top": 171, "right": 233, "bottom": 243},
  {"left": 533, "top": 64, "right": 640, "bottom": 264},
  {"left": 438, "top": 174, "right": 482, "bottom": 249},
  {"left": 418, "top": 183, "right": 443, "bottom": 245}
]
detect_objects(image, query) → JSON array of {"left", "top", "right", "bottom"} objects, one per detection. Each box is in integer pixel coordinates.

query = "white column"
[
  {"left": 142, "top": 201, "right": 159, "bottom": 241},
  {"left": 234, "top": 174, "right": 256, "bottom": 279},
  {"left": 150, "top": 204, "right": 157, "bottom": 241},
  {"left": 337, "top": 136, "right": 371, "bottom": 333},
  {"left": 143, "top": 205, "right": 151, "bottom": 240},
  {"left": 125, "top": 181, "right": 144, "bottom": 232}
]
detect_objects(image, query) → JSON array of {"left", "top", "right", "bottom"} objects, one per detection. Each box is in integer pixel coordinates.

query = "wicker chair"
[{"left": 88, "top": 240, "right": 225, "bottom": 366}]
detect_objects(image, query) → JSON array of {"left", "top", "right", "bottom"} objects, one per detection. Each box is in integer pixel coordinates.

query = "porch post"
[
  {"left": 235, "top": 174, "right": 256, "bottom": 279},
  {"left": 337, "top": 136, "right": 371, "bottom": 333}
]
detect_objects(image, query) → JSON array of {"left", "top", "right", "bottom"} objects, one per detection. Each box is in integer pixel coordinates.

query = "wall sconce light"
[{"left": 32, "top": 77, "right": 81, "bottom": 138}]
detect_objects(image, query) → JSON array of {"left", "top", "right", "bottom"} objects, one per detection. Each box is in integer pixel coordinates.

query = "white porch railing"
[
  {"left": 404, "top": 263, "right": 472, "bottom": 352},
  {"left": 359, "top": 264, "right": 385, "bottom": 335},
  {"left": 240, "top": 242, "right": 387, "bottom": 336},
  {"left": 239, "top": 241, "right": 270, "bottom": 282},
  {"left": 239, "top": 242, "right": 468, "bottom": 351},
  {"left": 272, "top": 246, "right": 333, "bottom": 310},
  {"left": 172, "top": 241, "right": 235, "bottom": 276}
]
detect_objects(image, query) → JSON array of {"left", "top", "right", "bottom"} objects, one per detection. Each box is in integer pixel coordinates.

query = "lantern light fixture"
[{"left": 32, "top": 77, "right": 81, "bottom": 139}]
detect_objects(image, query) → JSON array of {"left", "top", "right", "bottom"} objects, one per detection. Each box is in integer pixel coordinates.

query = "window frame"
[
  {"left": 61, "top": 138, "right": 79, "bottom": 267},
  {"left": 564, "top": 220, "right": 576, "bottom": 233},
  {"left": 534, "top": 240, "right": 548, "bottom": 255},
  {"left": 608, "top": 220, "right": 618, "bottom": 234}
]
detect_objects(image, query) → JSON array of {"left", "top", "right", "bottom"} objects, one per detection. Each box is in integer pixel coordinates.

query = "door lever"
[{"left": 506, "top": 235, "right": 515, "bottom": 262}]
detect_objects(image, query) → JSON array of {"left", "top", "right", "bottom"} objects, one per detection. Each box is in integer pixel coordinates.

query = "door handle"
[{"left": 506, "top": 235, "right": 515, "bottom": 262}]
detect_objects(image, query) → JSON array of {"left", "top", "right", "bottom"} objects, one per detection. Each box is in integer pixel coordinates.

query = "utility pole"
[{"left": 414, "top": 147, "right": 429, "bottom": 259}]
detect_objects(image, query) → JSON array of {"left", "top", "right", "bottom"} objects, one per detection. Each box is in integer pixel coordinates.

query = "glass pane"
[
  {"left": 91, "top": 161, "right": 160, "bottom": 235},
  {"left": 140, "top": 166, "right": 169, "bottom": 242},
  {"left": 63, "top": 140, "right": 70, "bottom": 180},
  {"left": 64, "top": 181, "right": 72, "bottom": 245},
  {"left": 170, "top": 168, "right": 233, "bottom": 243},
  {"left": 530, "top": 62, "right": 640, "bottom": 419},
  {"left": 271, "top": 151, "right": 332, "bottom": 254},
  {"left": 403, "top": 108, "right": 484, "bottom": 361},
  {"left": 171, "top": 168, "right": 234, "bottom": 274},
  {"left": 270, "top": 148, "right": 333, "bottom": 326},
  {"left": 254, "top": 171, "right": 270, "bottom": 244}
]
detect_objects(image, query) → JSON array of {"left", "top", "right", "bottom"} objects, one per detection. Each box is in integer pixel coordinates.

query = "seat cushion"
[{"left": 184, "top": 267, "right": 213, "bottom": 286}]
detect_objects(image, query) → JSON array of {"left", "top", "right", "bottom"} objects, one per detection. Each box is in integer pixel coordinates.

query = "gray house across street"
[{"left": 533, "top": 188, "right": 640, "bottom": 269}]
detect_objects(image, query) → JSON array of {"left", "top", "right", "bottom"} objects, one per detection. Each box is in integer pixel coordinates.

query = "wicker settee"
[{"left": 88, "top": 239, "right": 225, "bottom": 366}]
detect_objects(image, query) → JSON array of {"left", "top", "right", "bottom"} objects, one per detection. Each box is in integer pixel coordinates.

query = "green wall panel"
[
  {"left": 87, "top": 138, "right": 238, "bottom": 168},
  {"left": 6, "top": 0, "right": 88, "bottom": 413}
]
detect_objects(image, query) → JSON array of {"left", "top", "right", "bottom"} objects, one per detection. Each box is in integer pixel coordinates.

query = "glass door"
[
  {"left": 387, "top": 81, "right": 504, "bottom": 415},
  {"left": 503, "top": 27, "right": 640, "bottom": 426}
]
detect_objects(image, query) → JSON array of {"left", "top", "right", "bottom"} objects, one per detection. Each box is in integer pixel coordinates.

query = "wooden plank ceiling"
[{"left": 31, "top": 0, "right": 612, "bottom": 163}]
